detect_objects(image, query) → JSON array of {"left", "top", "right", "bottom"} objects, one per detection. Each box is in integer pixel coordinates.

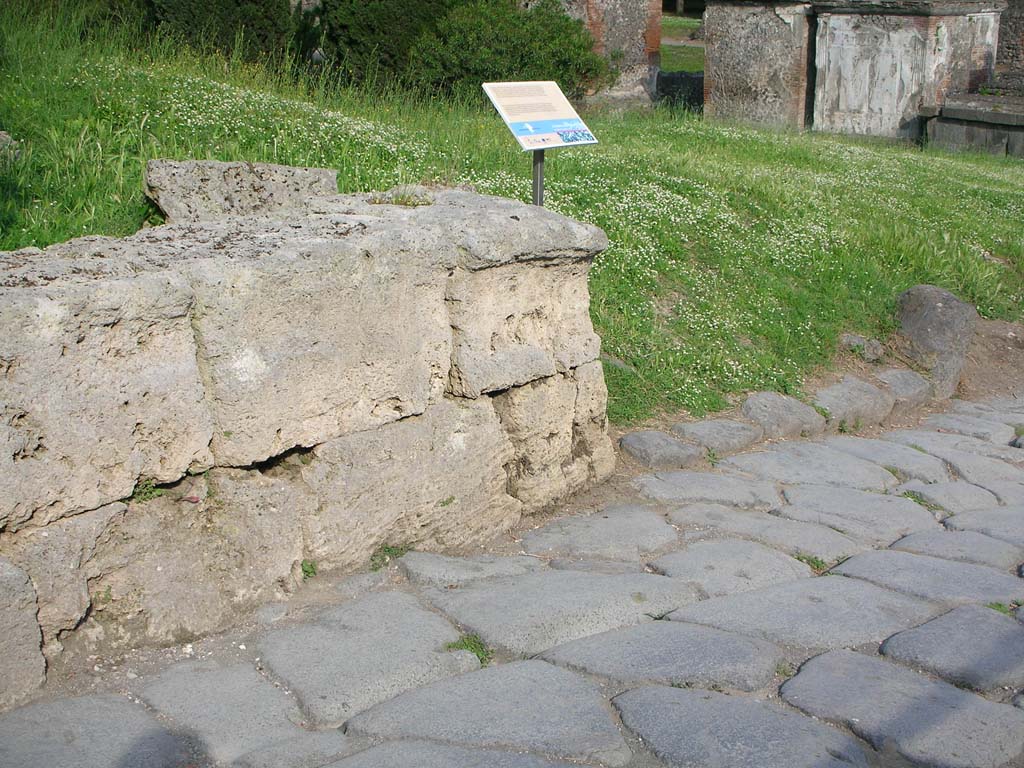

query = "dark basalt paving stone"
[
  {"left": 722, "top": 443, "right": 900, "bottom": 491},
  {"left": 398, "top": 552, "right": 544, "bottom": 589},
  {"left": 881, "top": 604, "right": 1024, "bottom": 693},
  {"left": 832, "top": 550, "right": 1024, "bottom": 607},
  {"left": 740, "top": 391, "right": 826, "bottom": 439},
  {"left": 539, "top": 620, "right": 784, "bottom": 692},
  {"left": 619, "top": 430, "right": 704, "bottom": 469},
  {"left": 924, "top": 414, "right": 1018, "bottom": 445},
  {"left": 944, "top": 506, "right": 1024, "bottom": 548},
  {"left": 667, "top": 576, "right": 939, "bottom": 651},
  {"left": 779, "top": 485, "right": 940, "bottom": 547},
  {"left": 0, "top": 694, "right": 192, "bottom": 768},
  {"left": 634, "top": 471, "right": 780, "bottom": 509},
  {"left": 327, "top": 740, "right": 586, "bottom": 768},
  {"left": 897, "top": 480, "right": 1000, "bottom": 515},
  {"left": 671, "top": 419, "right": 763, "bottom": 455},
  {"left": 344, "top": 661, "right": 632, "bottom": 767},
  {"left": 668, "top": 504, "right": 867, "bottom": 563},
  {"left": 781, "top": 650, "right": 1024, "bottom": 768},
  {"left": 825, "top": 435, "right": 951, "bottom": 484},
  {"left": 650, "top": 538, "right": 812, "bottom": 596},
  {"left": 521, "top": 504, "right": 678, "bottom": 561},
  {"left": 423, "top": 570, "right": 701, "bottom": 657},
  {"left": 890, "top": 530, "right": 1024, "bottom": 571},
  {"left": 614, "top": 685, "right": 868, "bottom": 768},
  {"left": 814, "top": 375, "right": 894, "bottom": 429}
]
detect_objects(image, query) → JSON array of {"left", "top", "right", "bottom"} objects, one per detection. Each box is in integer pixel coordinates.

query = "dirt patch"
[{"left": 958, "top": 319, "right": 1024, "bottom": 402}]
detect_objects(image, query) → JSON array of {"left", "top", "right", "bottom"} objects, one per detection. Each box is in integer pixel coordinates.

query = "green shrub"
[
  {"left": 315, "top": 0, "right": 462, "bottom": 81},
  {"left": 151, "top": 0, "right": 293, "bottom": 56},
  {"left": 406, "top": 0, "right": 610, "bottom": 100}
]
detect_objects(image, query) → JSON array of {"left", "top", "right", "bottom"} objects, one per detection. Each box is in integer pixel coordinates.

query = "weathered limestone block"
[
  {"left": 0, "top": 271, "right": 215, "bottom": 532},
  {"left": 186, "top": 241, "right": 452, "bottom": 467},
  {"left": 302, "top": 398, "right": 523, "bottom": 571},
  {"left": 1, "top": 503, "right": 124, "bottom": 658},
  {"left": 0, "top": 558, "right": 44, "bottom": 711},
  {"left": 447, "top": 263, "right": 601, "bottom": 398},
  {"left": 145, "top": 160, "right": 338, "bottom": 224},
  {"left": 704, "top": 2, "right": 813, "bottom": 128},
  {"left": 494, "top": 361, "right": 615, "bottom": 512},
  {"left": 85, "top": 470, "right": 310, "bottom": 648}
]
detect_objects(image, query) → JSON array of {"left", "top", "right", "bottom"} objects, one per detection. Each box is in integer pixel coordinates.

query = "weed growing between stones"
[
  {"left": 301, "top": 559, "right": 317, "bottom": 580},
  {"left": 446, "top": 634, "right": 493, "bottom": 666},
  {"left": 902, "top": 491, "right": 944, "bottom": 513},
  {"left": 370, "top": 544, "right": 410, "bottom": 571},
  {"left": 793, "top": 553, "right": 829, "bottom": 574},
  {"left": 2, "top": 1, "right": 1022, "bottom": 424},
  {"left": 986, "top": 602, "right": 1019, "bottom": 615},
  {"left": 129, "top": 479, "right": 165, "bottom": 503}
]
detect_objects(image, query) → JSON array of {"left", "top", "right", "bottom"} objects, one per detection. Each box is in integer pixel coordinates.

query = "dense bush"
[
  {"left": 315, "top": 0, "right": 463, "bottom": 81},
  {"left": 150, "top": 0, "right": 293, "bottom": 56},
  {"left": 406, "top": 0, "right": 610, "bottom": 100}
]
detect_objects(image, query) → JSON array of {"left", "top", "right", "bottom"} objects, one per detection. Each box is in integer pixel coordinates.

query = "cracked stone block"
[
  {"left": 881, "top": 604, "right": 1024, "bottom": 693},
  {"left": 897, "top": 284, "right": 978, "bottom": 400},
  {"left": 139, "top": 661, "right": 344, "bottom": 764},
  {"left": 876, "top": 368, "right": 932, "bottom": 417},
  {"left": 650, "top": 538, "right": 813, "bottom": 596},
  {"left": 833, "top": 550, "right": 1024, "bottom": 607},
  {"left": 540, "top": 620, "right": 784, "bottom": 691},
  {"left": 329, "top": 741, "right": 584, "bottom": 768},
  {"left": 521, "top": 504, "right": 678, "bottom": 561},
  {"left": 814, "top": 376, "right": 895, "bottom": 429},
  {"left": 0, "top": 694, "right": 191, "bottom": 768},
  {"left": 825, "top": 436, "right": 950, "bottom": 484},
  {"left": 740, "top": 392, "right": 826, "bottom": 439},
  {"left": 399, "top": 552, "right": 544, "bottom": 590},
  {"left": 0, "top": 558, "right": 44, "bottom": 711},
  {"left": 722, "top": 443, "right": 900, "bottom": 491},
  {"left": 423, "top": 570, "right": 701, "bottom": 656},
  {"left": 924, "top": 414, "right": 1018, "bottom": 445},
  {"left": 668, "top": 504, "right": 866, "bottom": 563},
  {"left": 671, "top": 419, "right": 764, "bottom": 455},
  {"left": 619, "top": 430, "right": 704, "bottom": 469},
  {"left": 144, "top": 159, "right": 338, "bottom": 224},
  {"left": 634, "top": 471, "right": 780, "bottom": 509},
  {"left": 257, "top": 591, "right": 478, "bottom": 727},
  {"left": 945, "top": 506, "right": 1024, "bottom": 548},
  {"left": 896, "top": 480, "right": 1000, "bottom": 515},
  {"left": 668, "top": 576, "right": 940, "bottom": 651},
  {"left": 345, "top": 661, "right": 632, "bottom": 767},
  {"left": 891, "top": 530, "right": 1024, "bottom": 571},
  {"left": 614, "top": 686, "right": 869, "bottom": 768},
  {"left": 778, "top": 485, "right": 940, "bottom": 547},
  {"left": 781, "top": 649, "right": 1024, "bottom": 768}
]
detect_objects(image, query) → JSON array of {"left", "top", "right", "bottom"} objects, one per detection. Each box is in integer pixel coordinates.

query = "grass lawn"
[
  {"left": 661, "top": 14, "right": 703, "bottom": 39},
  {"left": 2, "top": 3, "right": 1022, "bottom": 423},
  {"left": 660, "top": 43, "right": 705, "bottom": 73}
]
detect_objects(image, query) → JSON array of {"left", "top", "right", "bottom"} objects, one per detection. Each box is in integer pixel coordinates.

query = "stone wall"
[
  {"left": 548, "top": 0, "right": 662, "bottom": 84},
  {"left": 0, "top": 187, "right": 615, "bottom": 711},
  {"left": 703, "top": 2, "right": 814, "bottom": 127},
  {"left": 1000, "top": 0, "right": 1024, "bottom": 72}
]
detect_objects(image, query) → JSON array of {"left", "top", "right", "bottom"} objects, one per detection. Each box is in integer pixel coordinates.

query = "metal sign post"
[
  {"left": 532, "top": 150, "right": 545, "bottom": 207},
  {"left": 482, "top": 81, "right": 598, "bottom": 208}
]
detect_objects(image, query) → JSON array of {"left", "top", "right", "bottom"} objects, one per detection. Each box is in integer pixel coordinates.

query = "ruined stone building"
[{"left": 998, "top": 0, "right": 1024, "bottom": 73}]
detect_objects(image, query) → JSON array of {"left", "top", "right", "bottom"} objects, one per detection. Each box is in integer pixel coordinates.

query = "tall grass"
[{"left": 2, "top": 1, "right": 1022, "bottom": 422}]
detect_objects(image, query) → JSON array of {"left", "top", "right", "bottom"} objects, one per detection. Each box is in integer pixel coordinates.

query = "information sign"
[{"left": 483, "top": 81, "right": 598, "bottom": 151}]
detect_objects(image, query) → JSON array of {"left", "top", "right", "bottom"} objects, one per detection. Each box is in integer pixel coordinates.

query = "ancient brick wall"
[{"left": 999, "top": 0, "right": 1024, "bottom": 72}]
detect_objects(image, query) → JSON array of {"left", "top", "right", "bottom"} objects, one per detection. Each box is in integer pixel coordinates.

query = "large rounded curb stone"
[
  {"left": 398, "top": 552, "right": 544, "bottom": 589},
  {"left": 619, "top": 430, "right": 704, "bottom": 469},
  {"left": 343, "top": 661, "right": 633, "bottom": 767},
  {"left": 876, "top": 368, "right": 931, "bottom": 417},
  {"left": 539, "top": 620, "right": 784, "bottom": 692},
  {"left": 0, "top": 694, "right": 192, "bottom": 768},
  {"left": 880, "top": 604, "right": 1024, "bottom": 693},
  {"left": 257, "top": 591, "right": 479, "bottom": 727},
  {"left": 613, "top": 685, "right": 869, "bottom": 768},
  {"left": 897, "top": 284, "right": 978, "bottom": 400},
  {"left": 814, "top": 376, "right": 895, "bottom": 429},
  {"left": 668, "top": 575, "right": 940, "bottom": 650},
  {"left": 0, "top": 557, "right": 45, "bottom": 711},
  {"left": 326, "top": 740, "right": 585, "bottom": 768},
  {"left": 670, "top": 419, "right": 764, "bottom": 455},
  {"left": 650, "top": 538, "right": 813, "bottom": 596},
  {"left": 521, "top": 504, "right": 678, "bottom": 561},
  {"left": 832, "top": 550, "right": 1024, "bottom": 607},
  {"left": 781, "top": 649, "right": 1024, "bottom": 768},
  {"left": 740, "top": 392, "right": 826, "bottom": 439}
]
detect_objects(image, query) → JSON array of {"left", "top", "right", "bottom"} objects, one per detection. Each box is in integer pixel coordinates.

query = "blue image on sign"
[{"left": 509, "top": 118, "right": 596, "bottom": 144}]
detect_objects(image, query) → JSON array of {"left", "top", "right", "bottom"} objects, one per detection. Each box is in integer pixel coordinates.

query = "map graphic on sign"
[{"left": 483, "top": 81, "right": 598, "bottom": 151}]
